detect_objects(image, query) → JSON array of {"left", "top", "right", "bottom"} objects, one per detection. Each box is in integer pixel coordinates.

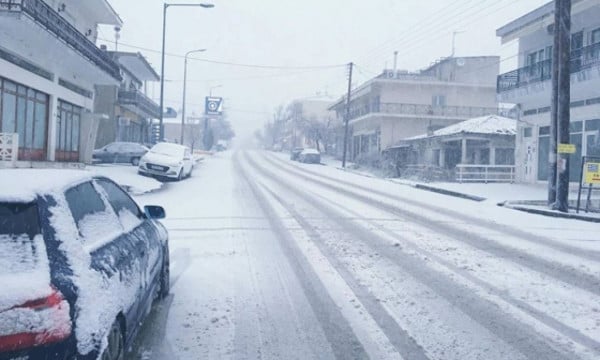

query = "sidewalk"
[{"left": 319, "top": 155, "right": 600, "bottom": 222}]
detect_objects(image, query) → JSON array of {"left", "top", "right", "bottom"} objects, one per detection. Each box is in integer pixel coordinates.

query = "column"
[
  {"left": 461, "top": 138, "right": 468, "bottom": 164},
  {"left": 439, "top": 148, "right": 445, "bottom": 167},
  {"left": 46, "top": 95, "right": 59, "bottom": 161},
  {"left": 489, "top": 146, "right": 496, "bottom": 165}
]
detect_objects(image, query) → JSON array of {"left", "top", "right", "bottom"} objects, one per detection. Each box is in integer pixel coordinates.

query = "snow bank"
[{"left": 89, "top": 165, "right": 162, "bottom": 195}]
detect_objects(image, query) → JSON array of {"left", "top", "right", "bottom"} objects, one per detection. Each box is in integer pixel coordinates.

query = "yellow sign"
[
  {"left": 584, "top": 162, "right": 600, "bottom": 184},
  {"left": 558, "top": 143, "right": 576, "bottom": 154}
]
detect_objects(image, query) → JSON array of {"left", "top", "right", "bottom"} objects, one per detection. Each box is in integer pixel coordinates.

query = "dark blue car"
[{"left": 0, "top": 170, "right": 169, "bottom": 360}]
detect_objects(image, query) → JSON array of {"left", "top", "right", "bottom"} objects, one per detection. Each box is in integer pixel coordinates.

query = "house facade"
[
  {"left": 329, "top": 56, "right": 500, "bottom": 162},
  {"left": 0, "top": 0, "right": 122, "bottom": 165},
  {"left": 95, "top": 51, "right": 161, "bottom": 148},
  {"left": 497, "top": 0, "right": 600, "bottom": 183}
]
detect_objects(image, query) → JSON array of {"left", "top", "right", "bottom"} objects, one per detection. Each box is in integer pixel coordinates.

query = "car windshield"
[
  {"left": 150, "top": 143, "right": 184, "bottom": 157},
  {"left": 4, "top": 1, "right": 600, "bottom": 359}
]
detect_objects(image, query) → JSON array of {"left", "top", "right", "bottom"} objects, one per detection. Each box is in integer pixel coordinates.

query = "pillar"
[
  {"left": 490, "top": 147, "right": 496, "bottom": 165},
  {"left": 461, "top": 138, "right": 468, "bottom": 164}
]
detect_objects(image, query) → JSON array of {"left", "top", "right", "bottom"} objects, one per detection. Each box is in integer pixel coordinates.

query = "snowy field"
[{"left": 125, "top": 149, "right": 600, "bottom": 360}]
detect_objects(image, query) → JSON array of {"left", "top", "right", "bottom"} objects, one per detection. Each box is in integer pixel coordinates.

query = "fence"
[
  {"left": 0, "top": 133, "right": 18, "bottom": 166},
  {"left": 456, "top": 164, "right": 515, "bottom": 183}
]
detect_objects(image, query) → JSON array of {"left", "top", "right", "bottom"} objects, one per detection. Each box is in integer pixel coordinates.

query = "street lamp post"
[
  {"left": 181, "top": 48, "right": 206, "bottom": 144},
  {"left": 159, "top": 2, "right": 214, "bottom": 142}
]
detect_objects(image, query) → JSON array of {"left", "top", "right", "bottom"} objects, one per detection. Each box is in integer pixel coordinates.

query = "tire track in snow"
[
  {"left": 258, "top": 152, "right": 600, "bottom": 296},
  {"left": 234, "top": 153, "right": 370, "bottom": 360},
  {"left": 264, "top": 152, "right": 600, "bottom": 261},
  {"left": 243, "top": 151, "right": 587, "bottom": 360}
]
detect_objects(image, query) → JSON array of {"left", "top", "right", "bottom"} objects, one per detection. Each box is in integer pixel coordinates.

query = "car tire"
[
  {"left": 158, "top": 252, "right": 170, "bottom": 299},
  {"left": 131, "top": 157, "right": 140, "bottom": 166},
  {"left": 101, "top": 320, "right": 124, "bottom": 360},
  {"left": 177, "top": 169, "right": 184, "bottom": 181}
]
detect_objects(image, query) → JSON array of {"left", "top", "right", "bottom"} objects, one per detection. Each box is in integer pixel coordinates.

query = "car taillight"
[{"left": 0, "top": 287, "right": 72, "bottom": 353}]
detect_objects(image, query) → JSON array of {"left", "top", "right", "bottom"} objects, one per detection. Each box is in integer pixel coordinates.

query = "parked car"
[
  {"left": 92, "top": 142, "right": 149, "bottom": 166},
  {"left": 299, "top": 148, "right": 321, "bottom": 164},
  {"left": 290, "top": 147, "right": 304, "bottom": 161},
  {"left": 138, "top": 142, "right": 194, "bottom": 181},
  {"left": 0, "top": 170, "right": 169, "bottom": 360}
]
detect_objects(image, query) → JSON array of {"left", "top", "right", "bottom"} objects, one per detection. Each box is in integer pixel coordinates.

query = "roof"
[
  {"left": 0, "top": 169, "right": 94, "bottom": 202},
  {"left": 109, "top": 52, "right": 160, "bottom": 82},
  {"left": 496, "top": 0, "right": 591, "bottom": 43},
  {"left": 88, "top": 0, "right": 123, "bottom": 26},
  {"left": 405, "top": 115, "right": 517, "bottom": 141}
]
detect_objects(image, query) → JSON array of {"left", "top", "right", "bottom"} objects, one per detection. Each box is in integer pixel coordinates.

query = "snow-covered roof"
[
  {"left": 0, "top": 169, "right": 93, "bottom": 202},
  {"left": 405, "top": 115, "right": 516, "bottom": 141}
]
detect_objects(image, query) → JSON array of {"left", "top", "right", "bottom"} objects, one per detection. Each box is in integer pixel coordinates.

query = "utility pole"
[
  {"left": 548, "top": 0, "right": 561, "bottom": 205},
  {"left": 555, "top": 0, "right": 571, "bottom": 212},
  {"left": 342, "top": 62, "right": 353, "bottom": 168}
]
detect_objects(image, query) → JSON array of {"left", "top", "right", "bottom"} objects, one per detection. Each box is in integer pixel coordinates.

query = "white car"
[{"left": 138, "top": 142, "right": 194, "bottom": 181}]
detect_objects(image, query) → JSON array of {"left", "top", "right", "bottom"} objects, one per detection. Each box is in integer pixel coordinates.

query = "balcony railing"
[
  {"left": 497, "top": 42, "right": 600, "bottom": 92},
  {"left": 0, "top": 0, "right": 121, "bottom": 81},
  {"left": 118, "top": 90, "right": 161, "bottom": 119},
  {"left": 348, "top": 102, "right": 499, "bottom": 121}
]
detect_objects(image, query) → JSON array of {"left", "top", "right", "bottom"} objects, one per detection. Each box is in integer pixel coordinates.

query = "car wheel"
[
  {"left": 177, "top": 169, "right": 184, "bottom": 181},
  {"left": 131, "top": 157, "right": 140, "bottom": 166},
  {"left": 101, "top": 320, "right": 124, "bottom": 360},
  {"left": 159, "top": 252, "right": 170, "bottom": 299}
]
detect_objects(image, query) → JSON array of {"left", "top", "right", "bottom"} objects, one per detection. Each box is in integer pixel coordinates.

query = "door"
[{"left": 522, "top": 129, "right": 537, "bottom": 182}]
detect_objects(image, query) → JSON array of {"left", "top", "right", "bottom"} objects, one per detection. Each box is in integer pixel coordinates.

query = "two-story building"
[
  {"left": 95, "top": 51, "right": 161, "bottom": 148},
  {"left": 496, "top": 0, "right": 600, "bottom": 183},
  {"left": 329, "top": 56, "right": 500, "bottom": 162},
  {"left": 0, "top": 0, "right": 122, "bottom": 165}
]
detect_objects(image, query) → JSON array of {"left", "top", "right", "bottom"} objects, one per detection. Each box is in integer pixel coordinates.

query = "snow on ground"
[{"left": 88, "top": 164, "right": 163, "bottom": 195}]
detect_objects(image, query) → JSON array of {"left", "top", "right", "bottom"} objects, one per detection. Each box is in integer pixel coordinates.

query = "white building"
[
  {"left": 0, "top": 0, "right": 122, "bottom": 165},
  {"left": 329, "top": 57, "right": 500, "bottom": 162},
  {"left": 497, "top": 0, "right": 600, "bottom": 183}
]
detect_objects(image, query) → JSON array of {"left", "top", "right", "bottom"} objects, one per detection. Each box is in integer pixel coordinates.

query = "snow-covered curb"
[{"left": 88, "top": 165, "right": 163, "bottom": 195}]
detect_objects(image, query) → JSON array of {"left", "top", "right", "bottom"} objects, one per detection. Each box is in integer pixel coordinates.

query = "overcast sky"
[{"left": 100, "top": 0, "right": 550, "bottom": 138}]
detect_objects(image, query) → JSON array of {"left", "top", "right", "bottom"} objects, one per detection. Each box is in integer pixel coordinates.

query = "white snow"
[
  {"left": 404, "top": 114, "right": 516, "bottom": 141},
  {"left": 0, "top": 169, "right": 91, "bottom": 202},
  {"left": 89, "top": 164, "right": 162, "bottom": 195}
]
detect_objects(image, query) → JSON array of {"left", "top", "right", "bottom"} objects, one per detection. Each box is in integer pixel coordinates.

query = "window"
[
  {"left": 56, "top": 100, "right": 83, "bottom": 162},
  {"left": 0, "top": 78, "right": 48, "bottom": 161},
  {"left": 523, "top": 128, "right": 532, "bottom": 138},
  {"left": 65, "top": 182, "right": 106, "bottom": 227},
  {"left": 592, "top": 28, "right": 600, "bottom": 44},
  {"left": 95, "top": 179, "right": 141, "bottom": 218},
  {"left": 432, "top": 95, "right": 446, "bottom": 106},
  {"left": 539, "top": 126, "right": 550, "bottom": 136}
]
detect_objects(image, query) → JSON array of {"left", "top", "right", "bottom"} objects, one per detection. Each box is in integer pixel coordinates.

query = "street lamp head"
[{"left": 200, "top": 3, "right": 215, "bottom": 8}]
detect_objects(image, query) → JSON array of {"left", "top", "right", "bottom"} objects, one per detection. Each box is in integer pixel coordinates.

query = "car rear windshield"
[{"left": 0, "top": 202, "right": 44, "bottom": 272}]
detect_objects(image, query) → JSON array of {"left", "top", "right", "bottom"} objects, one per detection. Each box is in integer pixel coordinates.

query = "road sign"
[
  {"left": 584, "top": 162, "right": 600, "bottom": 184},
  {"left": 557, "top": 143, "right": 576, "bottom": 154},
  {"left": 205, "top": 97, "right": 223, "bottom": 115}
]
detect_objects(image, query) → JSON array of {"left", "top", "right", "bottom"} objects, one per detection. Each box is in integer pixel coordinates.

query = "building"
[
  {"left": 329, "top": 56, "right": 500, "bottom": 162},
  {"left": 388, "top": 115, "right": 516, "bottom": 181},
  {"left": 95, "top": 51, "right": 161, "bottom": 148},
  {"left": 0, "top": 0, "right": 123, "bottom": 165},
  {"left": 496, "top": 0, "right": 600, "bottom": 183}
]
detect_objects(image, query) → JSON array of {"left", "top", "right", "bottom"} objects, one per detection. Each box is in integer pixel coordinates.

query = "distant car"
[
  {"left": 138, "top": 142, "right": 194, "bottom": 181},
  {"left": 290, "top": 147, "right": 304, "bottom": 161},
  {"left": 92, "top": 142, "right": 149, "bottom": 166},
  {"left": 0, "top": 170, "right": 169, "bottom": 360},
  {"left": 299, "top": 148, "right": 321, "bottom": 164}
]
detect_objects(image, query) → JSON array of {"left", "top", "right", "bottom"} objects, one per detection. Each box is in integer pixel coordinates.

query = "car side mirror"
[{"left": 144, "top": 205, "right": 166, "bottom": 219}]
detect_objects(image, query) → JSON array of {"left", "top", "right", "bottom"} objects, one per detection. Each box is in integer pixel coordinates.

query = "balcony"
[
  {"left": 349, "top": 102, "right": 499, "bottom": 122},
  {"left": 118, "top": 90, "right": 161, "bottom": 119},
  {"left": 0, "top": 0, "right": 121, "bottom": 81},
  {"left": 497, "top": 42, "right": 600, "bottom": 93}
]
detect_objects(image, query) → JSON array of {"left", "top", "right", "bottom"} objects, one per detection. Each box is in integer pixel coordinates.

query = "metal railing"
[
  {"left": 349, "top": 102, "right": 499, "bottom": 121},
  {"left": 0, "top": 133, "right": 19, "bottom": 166},
  {"left": 497, "top": 42, "right": 600, "bottom": 92},
  {"left": 0, "top": 0, "right": 121, "bottom": 81},
  {"left": 118, "top": 90, "right": 161, "bottom": 119},
  {"left": 456, "top": 164, "right": 515, "bottom": 183}
]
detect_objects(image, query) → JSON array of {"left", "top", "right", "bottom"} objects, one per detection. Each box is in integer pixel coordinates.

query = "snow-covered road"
[{"left": 129, "top": 150, "right": 600, "bottom": 360}]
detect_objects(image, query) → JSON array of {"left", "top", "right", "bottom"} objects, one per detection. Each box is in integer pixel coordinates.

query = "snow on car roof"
[
  {"left": 0, "top": 169, "right": 93, "bottom": 202},
  {"left": 301, "top": 148, "right": 320, "bottom": 154}
]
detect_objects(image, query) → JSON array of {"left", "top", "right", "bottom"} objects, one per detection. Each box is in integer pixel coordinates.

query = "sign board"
[
  {"left": 205, "top": 97, "right": 223, "bottom": 116},
  {"left": 558, "top": 143, "right": 576, "bottom": 154},
  {"left": 584, "top": 162, "right": 600, "bottom": 184}
]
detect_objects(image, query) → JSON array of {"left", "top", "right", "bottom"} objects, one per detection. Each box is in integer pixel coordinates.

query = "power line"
[{"left": 97, "top": 37, "right": 346, "bottom": 70}]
